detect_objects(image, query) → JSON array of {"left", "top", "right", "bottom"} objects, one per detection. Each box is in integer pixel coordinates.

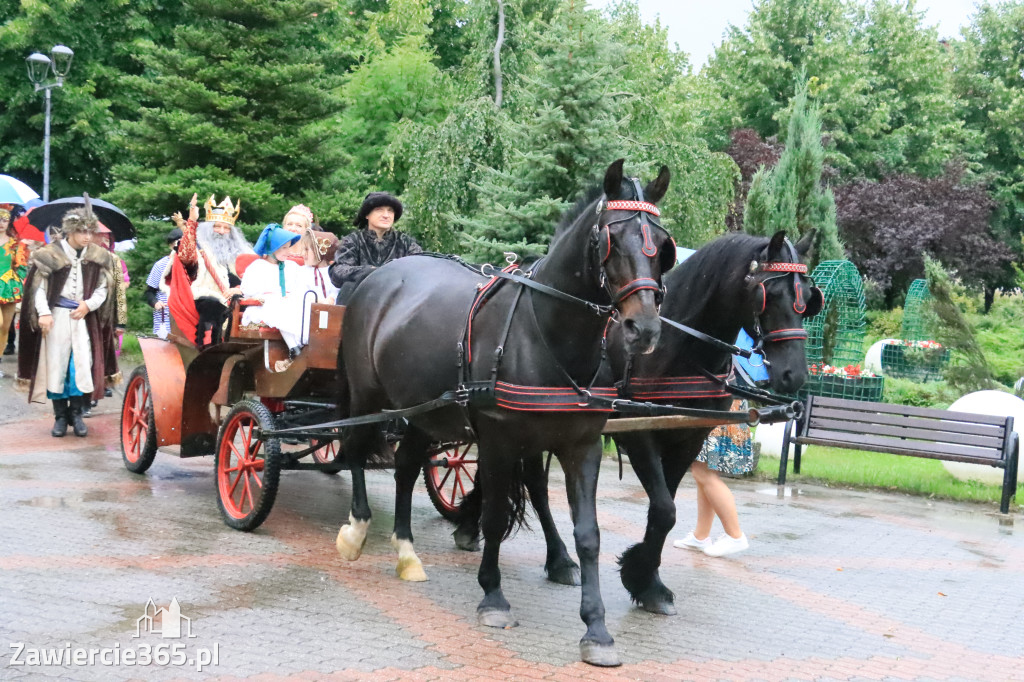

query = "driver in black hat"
[{"left": 328, "top": 191, "right": 422, "bottom": 303}]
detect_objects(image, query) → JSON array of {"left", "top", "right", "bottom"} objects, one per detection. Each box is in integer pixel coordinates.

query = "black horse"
[
  {"left": 336, "top": 160, "right": 676, "bottom": 666},
  {"left": 453, "top": 229, "right": 821, "bottom": 614}
]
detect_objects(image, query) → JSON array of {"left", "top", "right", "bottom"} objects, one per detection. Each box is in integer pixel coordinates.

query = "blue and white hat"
[{"left": 254, "top": 223, "right": 300, "bottom": 256}]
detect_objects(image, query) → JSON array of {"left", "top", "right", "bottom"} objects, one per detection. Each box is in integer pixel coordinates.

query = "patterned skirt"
[{"left": 695, "top": 400, "right": 754, "bottom": 475}]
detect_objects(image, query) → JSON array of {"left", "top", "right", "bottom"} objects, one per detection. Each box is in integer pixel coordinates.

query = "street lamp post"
[{"left": 25, "top": 45, "right": 74, "bottom": 202}]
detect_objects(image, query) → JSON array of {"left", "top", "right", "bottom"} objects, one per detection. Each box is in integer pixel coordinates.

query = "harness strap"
[
  {"left": 659, "top": 315, "right": 753, "bottom": 358},
  {"left": 485, "top": 266, "right": 614, "bottom": 316},
  {"left": 613, "top": 278, "right": 662, "bottom": 305},
  {"left": 763, "top": 328, "right": 808, "bottom": 343}
]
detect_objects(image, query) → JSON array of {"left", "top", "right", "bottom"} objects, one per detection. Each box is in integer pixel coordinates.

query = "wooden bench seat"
[{"left": 779, "top": 395, "right": 1020, "bottom": 513}]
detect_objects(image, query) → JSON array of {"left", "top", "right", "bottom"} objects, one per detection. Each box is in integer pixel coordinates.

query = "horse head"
[
  {"left": 744, "top": 230, "right": 822, "bottom": 394},
  {"left": 589, "top": 159, "right": 675, "bottom": 355}
]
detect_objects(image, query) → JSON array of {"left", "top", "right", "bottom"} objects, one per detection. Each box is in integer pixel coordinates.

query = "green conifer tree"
[
  {"left": 743, "top": 74, "right": 843, "bottom": 267},
  {"left": 107, "top": 0, "right": 345, "bottom": 226},
  {"left": 459, "top": 2, "right": 628, "bottom": 262}
]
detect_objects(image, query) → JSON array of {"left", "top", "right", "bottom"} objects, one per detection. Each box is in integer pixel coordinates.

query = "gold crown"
[{"left": 204, "top": 195, "right": 241, "bottom": 226}]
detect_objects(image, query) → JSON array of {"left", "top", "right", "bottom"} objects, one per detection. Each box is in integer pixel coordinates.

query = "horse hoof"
[
  {"left": 336, "top": 524, "right": 366, "bottom": 561},
  {"left": 477, "top": 608, "right": 518, "bottom": 629},
  {"left": 580, "top": 640, "right": 621, "bottom": 667},
  {"left": 641, "top": 599, "right": 676, "bottom": 616},
  {"left": 546, "top": 563, "right": 581, "bottom": 586},
  {"left": 396, "top": 555, "right": 428, "bottom": 582},
  {"left": 453, "top": 529, "right": 480, "bottom": 552}
]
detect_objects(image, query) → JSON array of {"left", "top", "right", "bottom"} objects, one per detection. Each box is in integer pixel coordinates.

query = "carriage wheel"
[
  {"left": 423, "top": 442, "right": 477, "bottom": 522},
  {"left": 312, "top": 439, "right": 345, "bottom": 475},
  {"left": 215, "top": 399, "right": 282, "bottom": 531},
  {"left": 120, "top": 366, "right": 158, "bottom": 474}
]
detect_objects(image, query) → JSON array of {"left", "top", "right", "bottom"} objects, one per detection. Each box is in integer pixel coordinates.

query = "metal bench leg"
[
  {"left": 778, "top": 419, "right": 793, "bottom": 486},
  {"left": 1001, "top": 433, "right": 1019, "bottom": 514}
]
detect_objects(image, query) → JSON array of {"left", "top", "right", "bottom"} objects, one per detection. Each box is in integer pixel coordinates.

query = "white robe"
[
  {"left": 240, "top": 259, "right": 336, "bottom": 349},
  {"left": 33, "top": 240, "right": 108, "bottom": 400}
]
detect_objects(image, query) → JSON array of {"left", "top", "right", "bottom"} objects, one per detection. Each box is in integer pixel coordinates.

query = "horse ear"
[
  {"left": 767, "top": 231, "right": 788, "bottom": 261},
  {"left": 643, "top": 165, "right": 671, "bottom": 204},
  {"left": 604, "top": 159, "right": 626, "bottom": 198},
  {"left": 795, "top": 228, "right": 816, "bottom": 259}
]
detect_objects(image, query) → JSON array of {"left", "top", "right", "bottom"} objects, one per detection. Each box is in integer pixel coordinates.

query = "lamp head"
[
  {"left": 50, "top": 45, "right": 73, "bottom": 79},
  {"left": 26, "top": 52, "right": 51, "bottom": 85}
]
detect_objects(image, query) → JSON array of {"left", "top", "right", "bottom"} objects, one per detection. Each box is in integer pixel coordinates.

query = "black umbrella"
[{"left": 28, "top": 196, "right": 136, "bottom": 242}]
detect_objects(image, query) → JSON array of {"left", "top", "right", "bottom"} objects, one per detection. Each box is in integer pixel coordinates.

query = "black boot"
[
  {"left": 70, "top": 397, "right": 89, "bottom": 437},
  {"left": 51, "top": 400, "right": 70, "bottom": 438}
]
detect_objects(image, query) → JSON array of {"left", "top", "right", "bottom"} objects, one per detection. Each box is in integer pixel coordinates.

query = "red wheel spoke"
[
  {"left": 437, "top": 466, "right": 454, "bottom": 490},
  {"left": 227, "top": 467, "right": 244, "bottom": 499},
  {"left": 243, "top": 473, "right": 255, "bottom": 513}
]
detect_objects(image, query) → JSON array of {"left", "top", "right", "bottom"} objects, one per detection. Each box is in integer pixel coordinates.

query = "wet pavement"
[{"left": 1, "top": 370, "right": 1023, "bottom": 681}]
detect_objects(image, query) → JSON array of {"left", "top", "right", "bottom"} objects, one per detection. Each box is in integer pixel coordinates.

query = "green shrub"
[
  {"left": 882, "top": 377, "right": 959, "bottom": 408},
  {"left": 865, "top": 307, "right": 903, "bottom": 348}
]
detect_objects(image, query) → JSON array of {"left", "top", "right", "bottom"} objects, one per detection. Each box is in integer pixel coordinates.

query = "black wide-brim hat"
[{"left": 353, "top": 192, "right": 403, "bottom": 227}]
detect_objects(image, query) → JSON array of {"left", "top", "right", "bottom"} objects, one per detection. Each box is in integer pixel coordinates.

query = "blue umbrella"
[{"left": 0, "top": 175, "right": 41, "bottom": 205}]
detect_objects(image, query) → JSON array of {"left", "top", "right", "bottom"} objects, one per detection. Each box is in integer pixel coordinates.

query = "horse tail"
[{"left": 453, "top": 461, "right": 530, "bottom": 541}]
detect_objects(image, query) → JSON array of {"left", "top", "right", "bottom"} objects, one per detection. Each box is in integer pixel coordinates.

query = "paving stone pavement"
[{"left": 1, "top": 392, "right": 1022, "bottom": 681}]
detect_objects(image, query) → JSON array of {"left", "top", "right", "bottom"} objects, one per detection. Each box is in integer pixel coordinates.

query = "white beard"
[{"left": 197, "top": 221, "right": 253, "bottom": 268}]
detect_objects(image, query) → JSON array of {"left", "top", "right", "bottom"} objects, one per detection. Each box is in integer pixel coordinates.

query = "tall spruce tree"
[
  {"left": 459, "top": 2, "right": 628, "bottom": 261},
  {"left": 743, "top": 75, "right": 843, "bottom": 268},
  {"left": 107, "top": 0, "right": 345, "bottom": 226}
]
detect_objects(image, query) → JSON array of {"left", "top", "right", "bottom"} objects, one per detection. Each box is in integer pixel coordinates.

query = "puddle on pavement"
[
  {"left": 755, "top": 486, "right": 819, "bottom": 498},
  {"left": 18, "top": 489, "right": 124, "bottom": 508}
]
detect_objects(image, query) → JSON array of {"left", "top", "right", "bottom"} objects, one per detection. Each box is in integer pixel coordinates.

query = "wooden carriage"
[{"left": 119, "top": 289, "right": 474, "bottom": 531}]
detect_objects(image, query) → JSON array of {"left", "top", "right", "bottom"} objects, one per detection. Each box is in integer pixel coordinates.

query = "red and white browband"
[
  {"left": 759, "top": 262, "right": 807, "bottom": 274},
  {"left": 605, "top": 200, "right": 660, "bottom": 216}
]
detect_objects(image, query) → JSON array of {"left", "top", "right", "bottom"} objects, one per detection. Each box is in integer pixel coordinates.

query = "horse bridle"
[
  {"left": 592, "top": 178, "right": 674, "bottom": 308},
  {"left": 746, "top": 249, "right": 822, "bottom": 362}
]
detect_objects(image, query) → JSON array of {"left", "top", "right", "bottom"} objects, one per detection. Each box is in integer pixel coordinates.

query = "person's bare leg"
[
  {"left": 693, "top": 475, "right": 714, "bottom": 540},
  {"left": 690, "top": 461, "right": 742, "bottom": 539}
]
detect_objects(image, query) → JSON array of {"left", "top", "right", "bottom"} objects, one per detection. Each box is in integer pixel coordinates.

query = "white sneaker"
[
  {"left": 703, "top": 533, "right": 749, "bottom": 557},
  {"left": 672, "top": 532, "right": 711, "bottom": 551}
]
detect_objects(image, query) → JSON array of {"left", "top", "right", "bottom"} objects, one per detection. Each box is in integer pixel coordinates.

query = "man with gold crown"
[
  {"left": 170, "top": 193, "right": 254, "bottom": 345},
  {"left": 17, "top": 198, "right": 118, "bottom": 438}
]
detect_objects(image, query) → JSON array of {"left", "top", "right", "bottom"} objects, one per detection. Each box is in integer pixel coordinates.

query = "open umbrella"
[
  {"left": 27, "top": 196, "right": 136, "bottom": 242},
  {"left": 0, "top": 175, "right": 40, "bottom": 205}
]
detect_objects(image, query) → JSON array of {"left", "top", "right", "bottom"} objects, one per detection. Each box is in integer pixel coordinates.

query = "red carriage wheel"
[
  {"left": 312, "top": 439, "right": 345, "bottom": 474},
  {"left": 215, "top": 399, "right": 282, "bottom": 531},
  {"left": 423, "top": 442, "right": 477, "bottom": 522},
  {"left": 120, "top": 366, "right": 158, "bottom": 474}
]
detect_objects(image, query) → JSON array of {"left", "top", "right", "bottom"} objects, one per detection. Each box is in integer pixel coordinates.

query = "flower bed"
[
  {"left": 880, "top": 340, "right": 949, "bottom": 382},
  {"left": 800, "top": 363, "right": 885, "bottom": 402}
]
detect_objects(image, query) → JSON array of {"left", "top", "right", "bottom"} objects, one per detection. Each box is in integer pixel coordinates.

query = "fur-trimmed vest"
[{"left": 17, "top": 240, "right": 119, "bottom": 402}]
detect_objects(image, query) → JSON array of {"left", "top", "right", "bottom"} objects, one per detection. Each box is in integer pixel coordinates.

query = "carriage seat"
[{"left": 230, "top": 297, "right": 284, "bottom": 341}]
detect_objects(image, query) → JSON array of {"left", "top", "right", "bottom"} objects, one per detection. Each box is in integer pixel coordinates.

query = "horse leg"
[
  {"left": 616, "top": 433, "right": 678, "bottom": 615},
  {"left": 522, "top": 453, "right": 580, "bottom": 586},
  {"left": 452, "top": 483, "right": 482, "bottom": 552},
  {"left": 336, "top": 423, "right": 376, "bottom": 561},
  {"left": 391, "top": 424, "right": 430, "bottom": 582},
  {"left": 561, "top": 440, "right": 620, "bottom": 667},
  {"left": 476, "top": 442, "right": 521, "bottom": 629}
]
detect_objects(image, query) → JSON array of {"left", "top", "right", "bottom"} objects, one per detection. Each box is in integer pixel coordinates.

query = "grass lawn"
[{"left": 757, "top": 445, "right": 1022, "bottom": 510}]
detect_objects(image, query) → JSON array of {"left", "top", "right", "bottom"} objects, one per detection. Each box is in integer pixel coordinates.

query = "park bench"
[{"left": 778, "top": 395, "right": 1020, "bottom": 513}]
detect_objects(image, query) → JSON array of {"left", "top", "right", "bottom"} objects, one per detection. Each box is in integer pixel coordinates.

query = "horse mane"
[
  {"left": 662, "top": 232, "right": 768, "bottom": 325},
  {"left": 551, "top": 186, "right": 605, "bottom": 241}
]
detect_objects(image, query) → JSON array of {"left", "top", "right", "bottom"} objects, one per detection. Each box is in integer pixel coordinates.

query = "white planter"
[{"left": 941, "top": 391, "right": 1024, "bottom": 485}]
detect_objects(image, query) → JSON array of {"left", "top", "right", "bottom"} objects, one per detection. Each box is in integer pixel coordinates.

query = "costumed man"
[
  {"left": 171, "top": 193, "right": 253, "bottom": 346},
  {"left": 241, "top": 224, "right": 335, "bottom": 372},
  {"left": 17, "top": 202, "right": 118, "bottom": 438},
  {"left": 328, "top": 192, "right": 422, "bottom": 304}
]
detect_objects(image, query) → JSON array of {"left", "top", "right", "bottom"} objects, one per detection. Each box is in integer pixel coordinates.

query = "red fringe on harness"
[
  {"left": 467, "top": 261, "right": 519, "bottom": 364},
  {"left": 625, "top": 373, "right": 733, "bottom": 401},
  {"left": 494, "top": 382, "right": 618, "bottom": 412}
]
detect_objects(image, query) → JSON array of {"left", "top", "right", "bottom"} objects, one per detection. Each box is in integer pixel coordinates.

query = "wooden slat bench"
[{"left": 778, "top": 395, "right": 1020, "bottom": 513}]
